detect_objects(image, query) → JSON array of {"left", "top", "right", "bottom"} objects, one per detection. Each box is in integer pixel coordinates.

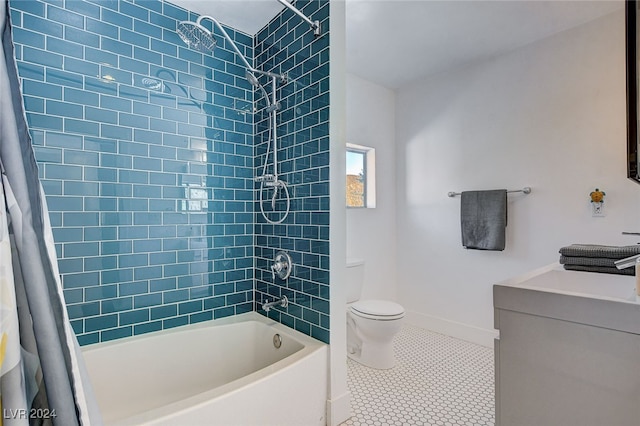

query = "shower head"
[
  {"left": 177, "top": 19, "right": 216, "bottom": 54},
  {"left": 179, "top": 16, "right": 287, "bottom": 83},
  {"left": 179, "top": 15, "right": 256, "bottom": 72},
  {"left": 178, "top": 16, "right": 284, "bottom": 110}
]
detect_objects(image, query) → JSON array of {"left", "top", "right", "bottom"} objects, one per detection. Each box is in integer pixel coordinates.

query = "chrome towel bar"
[{"left": 447, "top": 187, "right": 531, "bottom": 198}]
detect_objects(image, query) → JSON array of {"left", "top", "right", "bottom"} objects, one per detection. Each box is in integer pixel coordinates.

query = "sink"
[
  {"left": 497, "top": 263, "right": 636, "bottom": 301},
  {"left": 494, "top": 262, "right": 640, "bottom": 336}
]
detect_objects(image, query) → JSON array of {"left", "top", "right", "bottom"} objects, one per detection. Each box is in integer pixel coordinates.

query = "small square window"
[{"left": 346, "top": 144, "right": 375, "bottom": 208}]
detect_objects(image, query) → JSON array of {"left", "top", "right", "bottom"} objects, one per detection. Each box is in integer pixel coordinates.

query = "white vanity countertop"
[
  {"left": 495, "top": 262, "right": 636, "bottom": 302},
  {"left": 494, "top": 263, "right": 640, "bottom": 335}
]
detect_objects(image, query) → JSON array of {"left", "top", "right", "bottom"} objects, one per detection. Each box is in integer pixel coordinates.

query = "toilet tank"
[{"left": 346, "top": 258, "right": 365, "bottom": 303}]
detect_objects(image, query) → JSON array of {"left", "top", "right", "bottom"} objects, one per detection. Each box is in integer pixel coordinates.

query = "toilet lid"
[{"left": 350, "top": 300, "right": 405, "bottom": 320}]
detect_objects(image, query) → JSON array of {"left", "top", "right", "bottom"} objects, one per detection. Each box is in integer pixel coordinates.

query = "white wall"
[
  {"left": 395, "top": 10, "right": 640, "bottom": 345},
  {"left": 346, "top": 74, "right": 397, "bottom": 300},
  {"left": 328, "top": 2, "right": 349, "bottom": 425}
]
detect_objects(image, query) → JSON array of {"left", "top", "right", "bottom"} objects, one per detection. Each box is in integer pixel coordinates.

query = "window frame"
[{"left": 346, "top": 143, "right": 376, "bottom": 209}]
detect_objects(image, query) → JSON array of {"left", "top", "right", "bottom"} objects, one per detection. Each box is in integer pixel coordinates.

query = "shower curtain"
[{"left": 0, "top": 0, "right": 102, "bottom": 424}]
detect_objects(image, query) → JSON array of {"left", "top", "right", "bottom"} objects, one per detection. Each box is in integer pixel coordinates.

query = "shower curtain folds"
[{"left": 0, "top": 1, "right": 101, "bottom": 424}]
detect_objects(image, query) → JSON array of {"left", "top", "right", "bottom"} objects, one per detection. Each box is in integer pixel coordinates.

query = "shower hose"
[{"left": 257, "top": 121, "right": 290, "bottom": 225}]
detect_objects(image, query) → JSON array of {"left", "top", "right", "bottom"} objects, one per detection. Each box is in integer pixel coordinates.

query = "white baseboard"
[
  {"left": 326, "top": 391, "right": 351, "bottom": 426},
  {"left": 405, "top": 311, "right": 498, "bottom": 348}
]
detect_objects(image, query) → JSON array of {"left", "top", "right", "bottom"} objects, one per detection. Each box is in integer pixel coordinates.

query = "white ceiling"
[
  {"left": 167, "top": 0, "right": 285, "bottom": 35},
  {"left": 168, "top": 0, "right": 624, "bottom": 89},
  {"left": 348, "top": 0, "right": 623, "bottom": 89}
]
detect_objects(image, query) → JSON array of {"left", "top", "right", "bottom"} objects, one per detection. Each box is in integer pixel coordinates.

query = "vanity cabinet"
[{"left": 493, "top": 266, "right": 640, "bottom": 426}]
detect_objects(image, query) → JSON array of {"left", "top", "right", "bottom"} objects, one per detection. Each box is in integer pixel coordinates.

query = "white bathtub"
[{"left": 82, "top": 312, "right": 328, "bottom": 426}]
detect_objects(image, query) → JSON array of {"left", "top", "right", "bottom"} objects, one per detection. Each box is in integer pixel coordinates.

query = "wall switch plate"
[{"left": 592, "top": 202, "right": 605, "bottom": 217}]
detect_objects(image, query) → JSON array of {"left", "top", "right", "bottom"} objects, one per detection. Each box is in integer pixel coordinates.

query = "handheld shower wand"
[{"left": 271, "top": 186, "right": 279, "bottom": 209}]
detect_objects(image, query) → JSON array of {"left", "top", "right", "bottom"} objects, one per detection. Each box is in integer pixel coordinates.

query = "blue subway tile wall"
[
  {"left": 254, "top": 1, "right": 331, "bottom": 343},
  {"left": 11, "top": 0, "right": 256, "bottom": 345}
]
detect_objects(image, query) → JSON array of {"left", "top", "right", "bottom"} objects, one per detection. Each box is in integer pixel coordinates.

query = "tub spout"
[{"left": 262, "top": 296, "right": 288, "bottom": 312}]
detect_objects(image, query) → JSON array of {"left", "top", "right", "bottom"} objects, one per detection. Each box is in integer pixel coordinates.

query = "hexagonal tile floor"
[{"left": 341, "top": 324, "right": 495, "bottom": 426}]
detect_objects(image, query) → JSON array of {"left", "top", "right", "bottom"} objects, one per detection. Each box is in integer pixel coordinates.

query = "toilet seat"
[{"left": 350, "top": 299, "right": 405, "bottom": 321}]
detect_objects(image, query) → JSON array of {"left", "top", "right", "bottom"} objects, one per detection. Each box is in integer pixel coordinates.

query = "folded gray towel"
[
  {"left": 461, "top": 189, "right": 507, "bottom": 251},
  {"left": 559, "top": 244, "right": 640, "bottom": 259},
  {"left": 562, "top": 264, "right": 635, "bottom": 276},
  {"left": 559, "top": 255, "right": 618, "bottom": 268}
]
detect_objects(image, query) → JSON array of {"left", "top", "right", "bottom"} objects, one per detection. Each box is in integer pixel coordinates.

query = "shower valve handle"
[
  {"left": 271, "top": 263, "right": 283, "bottom": 279},
  {"left": 271, "top": 251, "right": 292, "bottom": 280}
]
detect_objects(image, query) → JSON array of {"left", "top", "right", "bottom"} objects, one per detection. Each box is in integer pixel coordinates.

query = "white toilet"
[{"left": 346, "top": 258, "right": 405, "bottom": 369}]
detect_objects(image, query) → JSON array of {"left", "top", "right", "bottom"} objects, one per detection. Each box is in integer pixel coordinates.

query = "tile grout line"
[{"left": 342, "top": 324, "right": 495, "bottom": 426}]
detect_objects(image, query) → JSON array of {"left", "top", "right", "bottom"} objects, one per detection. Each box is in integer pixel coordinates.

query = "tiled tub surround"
[
  {"left": 9, "top": 0, "right": 287, "bottom": 345},
  {"left": 253, "top": 1, "right": 330, "bottom": 343}
]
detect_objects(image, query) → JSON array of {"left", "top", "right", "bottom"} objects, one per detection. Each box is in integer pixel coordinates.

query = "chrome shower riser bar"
[{"left": 270, "top": 76, "right": 278, "bottom": 180}]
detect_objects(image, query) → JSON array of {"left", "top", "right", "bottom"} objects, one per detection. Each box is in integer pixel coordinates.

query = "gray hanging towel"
[{"left": 460, "top": 189, "right": 507, "bottom": 251}]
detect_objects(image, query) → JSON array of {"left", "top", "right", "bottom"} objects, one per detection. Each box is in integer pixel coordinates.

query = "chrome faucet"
[
  {"left": 262, "top": 296, "right": 288, "bottom": 312},
  {"left": 615, "top": 254, "right": 640, "bottom": 270}
]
